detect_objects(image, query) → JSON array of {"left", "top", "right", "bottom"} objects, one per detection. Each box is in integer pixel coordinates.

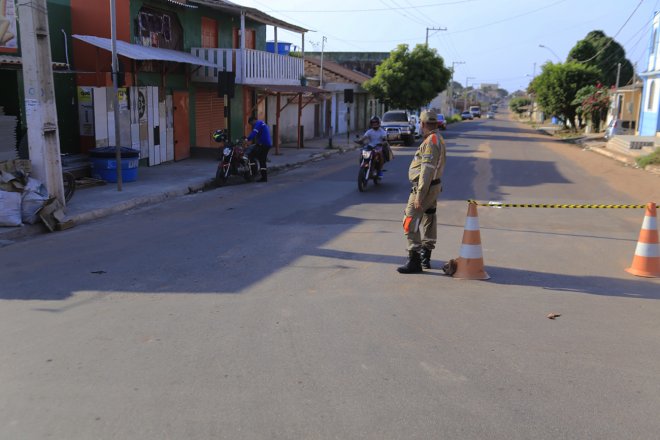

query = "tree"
[
  {"left": 530, "top": 61, "right": 600, "bottom": 129},
  {"left": 496, "top": 88, "right": 509, "bottom": 99},
  {"left": 364, "top": 44, "right": 451, "bottom": 110},
  {"left": 568, "top": 30, "right": 634, "bottom": 87},
  {"left": 572, "top": 83, "right": 610, "bottom": 131},
  {"left": 509, "top": 97, "right": 531, "bottom": 115}
]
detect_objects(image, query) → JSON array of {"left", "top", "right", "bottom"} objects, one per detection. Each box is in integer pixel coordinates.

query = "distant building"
[{"left": 303, "top": 52, "right": 389, "bottom": 77}]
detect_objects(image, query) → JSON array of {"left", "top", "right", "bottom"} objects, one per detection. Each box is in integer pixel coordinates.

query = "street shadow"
[
  {"left": 441, "top": 154, "right": 572, "bottom": 202},
  {"left": 0, "top": 145, "right": 598, "bottom": 303},
  {"left": 455, "top": 132, "right": 554, "bottom": 144},
  {"left": 483, "top": 265, "right": 660, "bottom": 300}
]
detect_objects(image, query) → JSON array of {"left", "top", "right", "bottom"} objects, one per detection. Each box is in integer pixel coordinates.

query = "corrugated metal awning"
[
  {"left": 0, "top": 54, "right": 69, "bottom": 69},
  {"left": 166, "top": 0, "right": 198, "bottom": 8},
  {"left": 190, "top": 0, "right": 308, "bottom": 34},
  {"left": 73, "top": 35, "right": 218, "bottom": 68}
]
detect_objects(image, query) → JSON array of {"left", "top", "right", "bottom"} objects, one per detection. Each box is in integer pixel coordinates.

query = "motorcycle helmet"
[
  {"left": 212, "top": 129, "right": 228, "bottom": 143},
  {"left": 370, "top": 116, "right": 381, "bottom": 127}
]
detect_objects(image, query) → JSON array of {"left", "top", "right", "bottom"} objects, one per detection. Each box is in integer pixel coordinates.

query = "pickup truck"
[
  {"left": 381, "top": 110, "right": 416, "bottom": 146},
  {"left": 469, "top": 106, "right": 481, "bottom": 118}
]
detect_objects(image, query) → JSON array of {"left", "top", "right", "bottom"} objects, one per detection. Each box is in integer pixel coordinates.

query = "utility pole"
[
  {"left": 465, "top": 76, "right": 475, "bottom": 111},
  {"left": 614, "top": 62, "right": 622, "bottom": 120},
  {"left": 110, "top": 0, "right": 123, "bottom": 190},
  {"left": 425, "top": 27, "right": 447, "bottom": 46},
  {"left": 17, "top": 0, "right": 65, "bottom": 204},
  {"left": 319, "top": 36, "right": 327, "bottom": 137},
  {"left": 319, "top": 36, "right": 327, "bottom": 87},
  {"left": 449, "top": 61, "right": 465, "bottom": 115}
]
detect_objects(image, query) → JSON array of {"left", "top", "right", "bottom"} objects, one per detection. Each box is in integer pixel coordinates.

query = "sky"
[{"left": 236, "top": 0, "right": 657, "bottom": 93}]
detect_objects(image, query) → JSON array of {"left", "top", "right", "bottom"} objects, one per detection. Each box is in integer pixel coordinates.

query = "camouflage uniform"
[{"left": 403, "top": 129, "right": 446, "bottom": 252}]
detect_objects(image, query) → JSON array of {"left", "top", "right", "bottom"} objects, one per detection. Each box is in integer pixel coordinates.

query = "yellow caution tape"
[{"left": 467, "top": 200, "right": 654, "bottom": 209}]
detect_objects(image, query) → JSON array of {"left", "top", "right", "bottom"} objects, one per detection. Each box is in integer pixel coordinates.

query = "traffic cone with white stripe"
[
  {"left": 626, "top": 202, "right": 660, "bottom": 278},
  {"left": 453, "top": 202, "right": 490, "bottom": 280}
]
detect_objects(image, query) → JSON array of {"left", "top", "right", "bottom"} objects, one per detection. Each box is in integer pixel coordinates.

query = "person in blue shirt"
[{"left": 246, "top": 116, "right": 273, "bottom": 182}]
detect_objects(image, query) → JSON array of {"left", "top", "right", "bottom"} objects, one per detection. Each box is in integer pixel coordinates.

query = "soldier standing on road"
[
  {"left": 397, "top": 109, "right": 446, "bottom": 274},
  {"left": 246, "top": 116, "right": 273, "bottom": 182}
]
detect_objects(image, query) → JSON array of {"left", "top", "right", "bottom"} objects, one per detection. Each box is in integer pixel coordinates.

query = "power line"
[
  {"left": 262, "top": 0, "right": 480, "bottom": 13},
  {"left": 445, "top": 0, "right": 568, "bottom": 35},
  {"left": 574, "top": 0, "right": 645, "bottom": 63}
]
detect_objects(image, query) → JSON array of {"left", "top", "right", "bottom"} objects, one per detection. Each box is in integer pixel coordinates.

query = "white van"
[{"left": 469, "top": 105, "right": 481, "bottom": 118}]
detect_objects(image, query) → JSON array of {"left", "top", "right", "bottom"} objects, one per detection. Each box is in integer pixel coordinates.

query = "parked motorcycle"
[
  {"left": 355, "top": 137, "right": 386, "bottom": 192},
  {"left": 213, "top": 130, "right": 260, "bottom": 186}
]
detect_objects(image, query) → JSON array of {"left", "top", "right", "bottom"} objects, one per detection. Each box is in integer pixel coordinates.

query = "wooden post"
[
  {"left": 297, "top": 92, "right": 302, "bottom": 148},
  {"left": 275, "top": 93, "right": 281, "bottom": 155}
]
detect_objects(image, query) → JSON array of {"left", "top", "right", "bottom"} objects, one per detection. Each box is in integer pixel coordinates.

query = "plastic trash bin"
[{"left": 89, "top": 147, "right": 140, "bottom": 183}]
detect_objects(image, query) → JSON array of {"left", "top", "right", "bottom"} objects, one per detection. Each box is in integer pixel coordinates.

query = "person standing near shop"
[
  {"left": 246, "top": 116, "right": 272, "bottom": 182},
  {"left": 397, "top": 109, "right": 446, "bottom": 274}
]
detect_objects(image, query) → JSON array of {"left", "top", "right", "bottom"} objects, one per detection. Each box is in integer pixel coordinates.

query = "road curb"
[
  {"left": 537, "top": 128, "right": 660, "bottom": 175},
  {"left": 0, "top": 145, "right": 362, "bottom": 242}
]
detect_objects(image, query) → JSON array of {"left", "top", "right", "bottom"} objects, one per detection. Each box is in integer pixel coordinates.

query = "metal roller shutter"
[{"left": 195, "top": 89, "right": 225, "bottom": 148}]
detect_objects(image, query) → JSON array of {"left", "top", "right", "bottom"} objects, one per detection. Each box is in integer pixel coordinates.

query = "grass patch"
[{"left": 636, "top": 148, "right": 660, "bottom": 168}]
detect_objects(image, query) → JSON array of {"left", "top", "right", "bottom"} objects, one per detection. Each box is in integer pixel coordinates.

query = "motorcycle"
[
  {"left": 215, "top": 136, "right": 261, "bottom": 187},
  {"left": 356, "top": 137, "right": 386, "bottom": 192}
]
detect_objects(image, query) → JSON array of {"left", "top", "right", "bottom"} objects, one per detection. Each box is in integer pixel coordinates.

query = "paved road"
[{"left": 1, "top": 114, "right": 659, "bottom": 439}]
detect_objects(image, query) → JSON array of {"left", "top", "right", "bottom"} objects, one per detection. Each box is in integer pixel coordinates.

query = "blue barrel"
[
  {"left": 89, "top": 147, "right": 140, "bottom": 183},
  {"left": 266, "top": 41, "right": 292, "bottom": 55}
]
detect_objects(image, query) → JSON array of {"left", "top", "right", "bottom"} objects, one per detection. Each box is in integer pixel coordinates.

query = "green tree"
[
  {"left": 568, "top": 30, "right": 634, "bottom": 87},
  {"left": 364, "top": 44, "right": 451, "bottom": 110},
  {"left": 509, "top": 97, "right": 531, "bottom": 115},
  {"left": 496, "top": 88, "right": 509, "bottom": 99},
  {"left": 572, "top": 83, "right": 610, "bottom": 131},
  {"left": 530, "top": 61, "right": 600, "bottom": 129}
]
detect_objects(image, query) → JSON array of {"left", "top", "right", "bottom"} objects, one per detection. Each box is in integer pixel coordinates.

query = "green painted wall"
[
  {"left": 127, "top": 1, "right": 266, "bottom": 148},
  {"left": 10, "top": 0, "right": 78, "bottom": 154}
]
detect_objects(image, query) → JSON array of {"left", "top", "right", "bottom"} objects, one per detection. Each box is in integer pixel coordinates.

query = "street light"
[{"left": 539, "top": 44, "right": 561, "bottom": 63}]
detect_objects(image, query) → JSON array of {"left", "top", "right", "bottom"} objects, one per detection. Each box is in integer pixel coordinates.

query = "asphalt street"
[{"left": 1, "top": 114, "right": 659, "bottom": 440}]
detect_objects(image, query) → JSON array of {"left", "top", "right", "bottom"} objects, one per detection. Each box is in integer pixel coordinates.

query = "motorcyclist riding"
[{"left": 358, "top": 116, "right": 393, "bottom": 177}]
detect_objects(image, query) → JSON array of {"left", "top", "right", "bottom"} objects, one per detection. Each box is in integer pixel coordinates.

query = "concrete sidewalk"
[
  {"left": 536, "top": 127, "right": 660, "bottom": 174},
  {"left": 0, "top": 136, "right": 360, "bottom": 243}
]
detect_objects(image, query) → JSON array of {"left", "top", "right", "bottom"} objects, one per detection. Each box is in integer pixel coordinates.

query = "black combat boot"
[
  {"left": 420, "top": 247, "right": 432, "bottom": 269},
  {"left": 397, "top": 250, "right": 423, "bottom": 274},
  {"left": 257, "top": 169, "right": 268, "bottom": 182}
]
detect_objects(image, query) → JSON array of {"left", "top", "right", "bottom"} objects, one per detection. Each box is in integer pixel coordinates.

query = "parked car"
[
  {"left": 437, "top": 114, "right": 447, "bottom": 130},
  {"left": 486, "top": 111, "right": 495, "bottom": 119},
  {"left": 461, "top": 111, "right": 473, "bottom": 120},
  {"left": 381, "top": 110, "right": 415, "bottom": 146}
]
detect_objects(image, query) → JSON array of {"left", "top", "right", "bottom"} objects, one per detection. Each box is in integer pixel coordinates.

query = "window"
[
  {"left": 648, "top": 80, "right": 655, "bottom": 110},
  {"left": 653, "top": 28, "right": 658, "bottom": 55}
]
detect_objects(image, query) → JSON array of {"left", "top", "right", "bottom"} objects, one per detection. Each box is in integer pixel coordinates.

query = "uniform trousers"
[{"left": 403, "top": 183, "right": 441, "bottom": 252}]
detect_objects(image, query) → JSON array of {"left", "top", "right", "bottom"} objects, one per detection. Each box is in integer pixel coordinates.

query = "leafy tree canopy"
[
  {"left": 364, "top": 44, "right": 451, "bottom": 110},
  {"left": 572, "top": 83, "right": 610, "bottom": 130},
  {"left": 567, "top": 30, "right": 634, "bottom": 87},
  {"left": 509, "top": 97, "right": 531, "bottom": 115},
  {"left": 530, "top": 61, "right": 601, "bottom": 128}
]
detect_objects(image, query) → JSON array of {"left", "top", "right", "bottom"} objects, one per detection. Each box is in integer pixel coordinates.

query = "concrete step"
[{"left": 606, "top": 136, "right": 656, "bottom": 157}]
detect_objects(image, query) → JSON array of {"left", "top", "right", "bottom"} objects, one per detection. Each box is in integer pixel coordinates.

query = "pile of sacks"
[{"left": 0, "top": 159, "right": 51, "bottom": 228}]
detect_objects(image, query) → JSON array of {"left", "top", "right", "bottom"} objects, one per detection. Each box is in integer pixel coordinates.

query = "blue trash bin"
[{"left": 89, "top": 147, "right": 140, "bottom": 183}]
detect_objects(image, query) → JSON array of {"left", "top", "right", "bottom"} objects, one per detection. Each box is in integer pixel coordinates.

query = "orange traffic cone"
[
  {"left": 453, "top": 202, "right": 490, "bottom": 280},
  {"left": 626, "top": 202, "right": 660, "bottom": 278}
]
